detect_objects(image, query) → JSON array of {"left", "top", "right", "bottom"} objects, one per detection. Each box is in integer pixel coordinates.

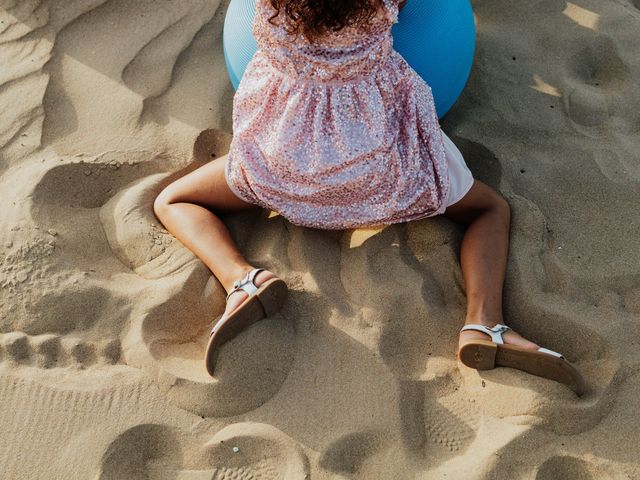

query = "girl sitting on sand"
[{"left": 153, "top": 0, "right": 584, "bottom": 394}]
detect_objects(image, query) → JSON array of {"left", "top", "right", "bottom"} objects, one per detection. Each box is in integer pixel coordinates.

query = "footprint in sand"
[
  {"left": 422, "top": 387, "right": 480, "bottom": 454},
  {"left": 96, "top": 424, "right": 183, "bottom": 480},
  {"left": 397, "top": 379, "right": 482, "bottom": 467},
  {"left": 483, "top": 429, "right": 619, "bottom": 479},
  {"left": 95, "top": 422, "right": 309, "bottom": 480},
  {"left": 319, "top": 431, "right": 388, "bottom": 476},
  {"left": 536, "top": 456, "right": 611, "bottom": 480},
  {"left": 0, "top": 331, "right": 120, "bottom": 369},
  {"left": 202, "top": 423, "right": 310, "bottom": 479},
  {"left": 563, "top": 36, "right": 636, "bottom": 132}
]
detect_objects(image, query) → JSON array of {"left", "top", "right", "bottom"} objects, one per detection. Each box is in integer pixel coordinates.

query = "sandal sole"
[
  {"left": 205, "top": 278, "right": 288, "bottom": 376},
  {"left": 457, "top": 340, "right": 586, "bottom": 396}
]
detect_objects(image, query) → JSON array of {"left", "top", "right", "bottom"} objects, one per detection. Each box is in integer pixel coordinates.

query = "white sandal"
[
  {"left": 205, "top": 268, "right": 288, "bottom": 376},
  {"left": 457, "top": 323, "right": 586, "bottom": 396}
]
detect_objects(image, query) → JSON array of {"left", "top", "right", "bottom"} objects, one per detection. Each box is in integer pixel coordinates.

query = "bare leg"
[
  {"left": 444, "top": 180, "right": 540, "bottom": 351},
  {"left": 153, "top": 154, "right": 279, "bottom": 318}
]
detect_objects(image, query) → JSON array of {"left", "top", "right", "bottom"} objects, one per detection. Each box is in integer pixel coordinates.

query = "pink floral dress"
[{"left": 225, "top": 0, "right": 470, "bottom": 229}]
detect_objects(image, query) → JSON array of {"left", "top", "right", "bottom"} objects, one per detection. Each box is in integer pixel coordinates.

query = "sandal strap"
[
  {"left": 537, "top": 347, "right": 564, "bottom": 359},
  {"left": 460, "top": 323, "right": 511, "bottom": 344},
  {"left": 210, "top": 314, "right": 226, "bottom": 336},
  {"left": 211, "top": 268, "right": 265, "bottom": 336},
  {"left": 225, "top": 267, "right": 265, "bottom": 302}
]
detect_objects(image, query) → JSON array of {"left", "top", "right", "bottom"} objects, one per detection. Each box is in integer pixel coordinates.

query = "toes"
[
  {"left": 255, "top": 270, "right": 276, "bottom": 287},
  {"left": 516, "top": 341, "right": 541, "bottom": 351},
  {"left": 224, "top": 290, "right": 249, "bottom": 315},
  {"left": 503, "top": 331, "right": 540, "bottom": 350}
]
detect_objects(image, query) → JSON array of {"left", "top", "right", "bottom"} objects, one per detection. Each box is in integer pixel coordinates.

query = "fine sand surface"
[{"left": 1, "top": 0, "right": 639, "bottom": 478}]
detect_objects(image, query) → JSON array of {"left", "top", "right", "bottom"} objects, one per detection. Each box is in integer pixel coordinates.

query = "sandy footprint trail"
[
  {"left": 93, "top": 422, "right": 309, "bottom": 479},
  {"left": 1, "top": 0, "right": 640, "bottom": 478}
]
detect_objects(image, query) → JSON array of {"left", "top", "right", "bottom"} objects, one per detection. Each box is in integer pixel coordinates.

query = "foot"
[
  {"left": 220, "top": 268, "right": 278, "bottom": 320},
  {"left": 458, "top": 320, "right": 541, "bottom": 353}
]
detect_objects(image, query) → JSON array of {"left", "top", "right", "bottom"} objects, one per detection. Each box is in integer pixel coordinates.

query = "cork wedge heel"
[{"left": 205, "top": 268, "right": 288, "bottom": 376}]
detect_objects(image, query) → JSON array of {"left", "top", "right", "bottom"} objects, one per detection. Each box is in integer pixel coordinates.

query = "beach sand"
[{"left": 0, "top": 0, "right": 639, "bottom": 478}]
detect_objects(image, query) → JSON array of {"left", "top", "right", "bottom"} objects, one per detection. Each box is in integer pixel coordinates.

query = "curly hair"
[{"left": 267, "top": 0, "right": 384, "bottom": 41}]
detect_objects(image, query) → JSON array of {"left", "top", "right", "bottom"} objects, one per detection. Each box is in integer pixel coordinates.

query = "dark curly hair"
[{"left": 267, "top": 0, "right": 384, "bottom": 41}]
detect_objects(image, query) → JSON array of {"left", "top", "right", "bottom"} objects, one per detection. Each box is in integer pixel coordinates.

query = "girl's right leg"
[
  {"left": 443, "top": 179, "right": 541, "bottom": 352},
  {"left": 153, "top": 154, "right": 279, "bottom": 319}
]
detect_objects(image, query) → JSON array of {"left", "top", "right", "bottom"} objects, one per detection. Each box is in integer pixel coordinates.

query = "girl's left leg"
[
  {"left": 443, "top": 179, "right": 541, "bottom": 351},
  {"left": 153, "top": 154, "right": 280, "bottom": 319}
]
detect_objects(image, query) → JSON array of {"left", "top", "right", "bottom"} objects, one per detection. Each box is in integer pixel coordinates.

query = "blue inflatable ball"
[{"left": 223, "top": 0, "right": 476, "bottom": 118}]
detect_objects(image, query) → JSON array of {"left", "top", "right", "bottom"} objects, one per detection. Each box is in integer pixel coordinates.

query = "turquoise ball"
[{"left": 223, "top": 0, "right": 476, "bottom": 118}]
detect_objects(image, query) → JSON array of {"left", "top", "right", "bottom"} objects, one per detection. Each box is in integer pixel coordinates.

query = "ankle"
[
  {"left": 219, "top": 264, "right": 255, "bottom": 294},
  {"left": 464, "top": 315, "right": 505, "bottom": 328}
]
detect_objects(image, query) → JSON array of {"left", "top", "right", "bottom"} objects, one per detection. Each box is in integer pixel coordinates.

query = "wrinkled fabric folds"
[{"left": 225, "top": 0, "right": 450, "bottom": 229}]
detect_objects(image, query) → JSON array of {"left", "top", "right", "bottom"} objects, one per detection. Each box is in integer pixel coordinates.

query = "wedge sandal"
[
  {"left": 457, "top": 323, "right": 586, "bottom": 396},
  {"left": 205, "top": 267, "right": 288, "bottom": 376}
]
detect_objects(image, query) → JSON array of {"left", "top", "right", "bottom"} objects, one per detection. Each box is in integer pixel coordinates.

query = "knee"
[
  {"left": 153, "top": 188, "right": 174, "bottom": 218},
  {"left": 492, "top": 193, "right": 511, "bottom": 226}
]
